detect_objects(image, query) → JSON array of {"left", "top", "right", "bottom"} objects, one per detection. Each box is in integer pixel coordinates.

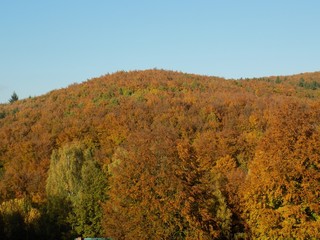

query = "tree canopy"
[{"left": 0, "top": 69, "right": 320, "bottom": 239}]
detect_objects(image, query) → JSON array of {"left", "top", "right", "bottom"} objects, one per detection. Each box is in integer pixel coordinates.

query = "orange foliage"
[{"left": 0, "top": 70, "right": 320, "bottom": 238}]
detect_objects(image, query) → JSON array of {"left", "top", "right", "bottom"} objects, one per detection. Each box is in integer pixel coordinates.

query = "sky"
[{"left": 0, "top": 0, "right": 320, "bottom": 103}]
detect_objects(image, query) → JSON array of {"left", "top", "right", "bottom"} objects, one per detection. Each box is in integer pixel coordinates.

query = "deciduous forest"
[{"left": 0, "top": 70, "right": 320, "bottom": 239}]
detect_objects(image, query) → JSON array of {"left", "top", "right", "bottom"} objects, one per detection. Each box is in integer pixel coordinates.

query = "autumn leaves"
[{"left": 0, "top": 70, "right": 319, "bottom": 239}]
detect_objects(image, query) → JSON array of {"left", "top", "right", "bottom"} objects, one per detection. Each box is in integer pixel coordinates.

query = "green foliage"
[
  {"left": 298, "top": 77, "right": 305, "bottom": 87},
  {"left": 119, "top": 87, "right": 134, "bottom": 96},
  {"left": 275, "top": 76, "right": 282, "bottom": 83},
  {"left": 9, "top": 92, "right": 19, "bottom": 103},
  {"left": 46, "top": 145, "right": 84, "bottom": 198},
  {"left": 69, "top": 157, "right": 108, "bottom": 236},
  {"left": 298, "top": 77, "right": 320, "bottom": 89},
  {"left": 0, "top": 111, "right": 6, "bottom": 119},
  {"left": 46, "top": 143, "right": 108, "bottom": 238}
]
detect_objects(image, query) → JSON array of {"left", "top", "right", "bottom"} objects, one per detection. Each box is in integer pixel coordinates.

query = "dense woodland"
[{"left": 0, "top": 69, "right": 320, "bottom": 239}]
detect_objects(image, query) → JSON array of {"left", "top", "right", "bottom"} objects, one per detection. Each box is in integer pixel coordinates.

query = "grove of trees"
[{"left": 0, "top": 69, "right": 320, "bottom": 239}]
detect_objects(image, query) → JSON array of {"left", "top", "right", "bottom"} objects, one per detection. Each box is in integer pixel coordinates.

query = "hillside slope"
[{"left": 0, "top": 69, "right": 320, "bottom": 239}]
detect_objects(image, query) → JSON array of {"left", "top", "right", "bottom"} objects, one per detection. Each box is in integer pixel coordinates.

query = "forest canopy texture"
[{"left": 0, "top": 69, "right": 320, "bottom": 239}]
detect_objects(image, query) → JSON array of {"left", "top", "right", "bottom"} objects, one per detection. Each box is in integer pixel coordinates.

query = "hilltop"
[{"left": 0, "top": 69, "right": 320, "bottom": 239}]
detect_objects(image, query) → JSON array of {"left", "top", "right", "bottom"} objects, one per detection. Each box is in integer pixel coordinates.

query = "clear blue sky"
[{"left": 1, "top": 0, "right": 320, "bottom": 103}]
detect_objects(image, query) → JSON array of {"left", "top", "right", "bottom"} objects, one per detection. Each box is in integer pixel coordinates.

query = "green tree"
[
  {"left": 275, "top": 76, "right": 282, "bottom": 84},
  {"left": 9, "top": 92, "right": 19, "bottom": 103},
  {"left": 69, "top": 156, "right": 108, "bottom": 236},
  {"left": 46, "top": 143, "right": 107, "bottom": 238}
]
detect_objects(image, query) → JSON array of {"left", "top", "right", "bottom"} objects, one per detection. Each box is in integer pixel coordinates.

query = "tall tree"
[
  {"left": 103, "top": 126, "right": 232, "bottom": 239},
  {"left": 103, "top": 128, "right": 184, "bottom": 240},
  {"left": 175, "top": 139, "right": 232, "bottom": 239},
  {"left": 46, "top": 143, "right": 107, "bottom": 238}
]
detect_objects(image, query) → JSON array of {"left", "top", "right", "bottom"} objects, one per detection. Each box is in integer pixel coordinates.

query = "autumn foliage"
[{"left": 0, "top": 69, "right": 320, "bottom": 239}]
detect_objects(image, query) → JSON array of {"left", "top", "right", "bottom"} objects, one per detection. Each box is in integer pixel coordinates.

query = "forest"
[{"left": 0, "top": 69, "right": 320, "bottom": 239}]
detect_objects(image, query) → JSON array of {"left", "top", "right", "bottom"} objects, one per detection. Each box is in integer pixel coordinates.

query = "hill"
[{"left": 0, "top": 69, "right": 320, "bottom": 239}]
